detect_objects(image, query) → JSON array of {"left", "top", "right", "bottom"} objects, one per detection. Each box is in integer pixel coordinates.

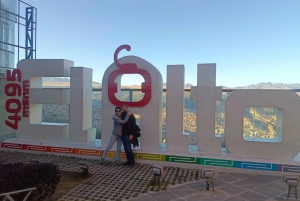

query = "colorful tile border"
[
  {"left": 107, "top": 151, "right": 127, "bottom": 158},
  {"left": 200, "top": 158, "right": 236, "bottom": 168},
  {"left": 1, "top": 142, "right": 103, "bottom": 156},
  {"left": 277, "top": 165, "right": 300, "bottom": 173},
  {"left": 135, "top": 153, "right": 166, "bottom": 161},
  {"left": 2, "top": 142, "right": 300, "bottom": 173},
  {"left": 166, "top": 155, "right": 199, "bottom": 164},
  {"left": 237, "top": 161, "right": 277, "bottom": 171}
]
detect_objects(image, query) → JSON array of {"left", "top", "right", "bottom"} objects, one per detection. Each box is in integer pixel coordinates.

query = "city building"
[
  {"left": 0, "top": 0, "right": 17, "bottom": 140},
  {"left": 0, "top": 0, "right": 36, "bottom": 141},
  {"left": 0, "top": 0, "right": 16, "bottom": 71}
]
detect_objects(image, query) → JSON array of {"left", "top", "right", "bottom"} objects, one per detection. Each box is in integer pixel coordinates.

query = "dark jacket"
[
  {"left": 132, "top": 124, "right": 141, "bottom": 147},
  {"left": 122, "top": 111, "right": 136, "bottom": 135}
]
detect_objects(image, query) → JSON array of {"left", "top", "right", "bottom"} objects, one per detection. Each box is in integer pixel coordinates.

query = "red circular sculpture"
[{"left": 108, "top": 45, "right": 152, "bottom": 107}]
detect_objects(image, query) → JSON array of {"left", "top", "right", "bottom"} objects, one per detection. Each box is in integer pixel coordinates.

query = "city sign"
[{"left": 3, "top": 45, "right": 300, "bottom": 159}]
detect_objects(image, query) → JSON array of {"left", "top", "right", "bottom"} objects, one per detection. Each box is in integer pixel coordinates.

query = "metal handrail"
[
  {"left": 0, "top": 187, "right": 36, "bottom": 201},
  {"left": 91, "top": 88, "right": 300, "bottom": 102},
  {"left": 91, "top": 88, "right": 300, "bottom": 93}
]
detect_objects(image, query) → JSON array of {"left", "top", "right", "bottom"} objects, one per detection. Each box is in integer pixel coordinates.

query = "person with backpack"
[{"left": 121, "top": 104, "right": 136, "bottom": 166}]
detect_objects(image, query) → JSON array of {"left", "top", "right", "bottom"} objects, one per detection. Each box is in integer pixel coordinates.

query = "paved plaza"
[{"left": 0, "top": 150, "right": 297, "bottom": 201}]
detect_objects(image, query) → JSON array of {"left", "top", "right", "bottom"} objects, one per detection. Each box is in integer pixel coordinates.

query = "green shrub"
[{"left": 0, "top": 162, "right": 61, "bottom": 201}]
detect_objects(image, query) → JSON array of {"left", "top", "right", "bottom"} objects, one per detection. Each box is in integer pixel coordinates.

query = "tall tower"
[{"left": 0, "top": 0, "right": 17, "bottom": 140}]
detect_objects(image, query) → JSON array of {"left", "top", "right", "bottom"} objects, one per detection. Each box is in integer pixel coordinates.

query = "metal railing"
[
  {"left": 0, "top": 187, "right": 36, "bottom": 201},
  {"left": 92, "top": 88, "right": 300, "bottom": 101}
]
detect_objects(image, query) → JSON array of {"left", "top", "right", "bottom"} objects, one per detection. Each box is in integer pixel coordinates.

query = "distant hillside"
[
  {"left": 42, "top": 77, "right": 101, "bottom": 88},
  {"left": 235, "top": 82, "right": 300, "bottom": 89},
  {"left": 43, "top": 77, "right": 70, "bottom": 83},
  {"left": 42, "top": 78, "right": 300, "bottom": 90}
]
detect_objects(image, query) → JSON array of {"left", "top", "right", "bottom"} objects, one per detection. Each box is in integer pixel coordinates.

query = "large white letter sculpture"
[
  {"left": 69, "top": 67, "right": 96, "bottom": 143},
  {"left": 165, "top": 65, "right": 188, "bottom": 151},
  {"left": 225, "top": 89, "right": 300, "bottom": 159},
  {"left": 102, "top": 53, "right": 163, "bottom": 149},
  {"left": 17, "top": 59, "right": 95, "bottom": 143},
  {"left": 190, "top": 64, "right": 222, "bottom": 153}
]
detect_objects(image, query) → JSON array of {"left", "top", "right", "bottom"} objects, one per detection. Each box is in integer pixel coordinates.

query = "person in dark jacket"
[
  {"left": 121, "top": 104, "right": 136, "bottom": 166},
  {"left": 100, "top": 106, "right": 131, "bottom": 165}
]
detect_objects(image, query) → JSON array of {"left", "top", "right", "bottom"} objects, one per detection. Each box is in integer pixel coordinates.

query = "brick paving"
[{"left": 0, "top": 150, "right": 297, "bottom": 201}]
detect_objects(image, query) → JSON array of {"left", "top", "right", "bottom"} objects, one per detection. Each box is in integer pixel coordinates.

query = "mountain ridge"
[
  {"left": 43, "top": 77, "right": 101, "bottom": 88},
  {"left": 42, "top": 78, "right": 300, "bottom": 89}
]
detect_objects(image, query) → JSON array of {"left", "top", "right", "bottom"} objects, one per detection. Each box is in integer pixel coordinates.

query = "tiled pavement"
[
  {"left": 132, "top": 174, "right": 292, "bottom": 201},
  {"left": 0, "top": 150, "right": 297, "bottom": 201}
]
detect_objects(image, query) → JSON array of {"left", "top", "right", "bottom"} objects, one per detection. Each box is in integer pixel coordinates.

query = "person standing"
[
  {"left": 100, "top": 106, "right": 131, "bottom": 165},
  {"left": 121, "top": 105, "right": 136, "bottom": 166}
]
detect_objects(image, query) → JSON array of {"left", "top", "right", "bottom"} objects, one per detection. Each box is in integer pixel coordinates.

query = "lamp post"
[
  {"left": 201, "top": 168, "right": 215, "bottom": 191},
  {"left": 151, "top": 164, "right": 164, "bottom": 186}
]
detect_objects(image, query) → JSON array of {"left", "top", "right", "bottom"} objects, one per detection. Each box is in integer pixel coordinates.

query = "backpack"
[{"left": 135, "top": 124, "right": 141, "bottom": 137}]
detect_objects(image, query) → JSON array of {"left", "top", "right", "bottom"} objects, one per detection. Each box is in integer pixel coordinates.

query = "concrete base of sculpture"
[{"left": 2, "top": 138, "right": 300, "bottom": 175}]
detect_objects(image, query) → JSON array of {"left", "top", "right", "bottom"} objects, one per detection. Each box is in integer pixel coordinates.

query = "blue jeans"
[
  {"left": 102, "top": 134, "right": 122, "bottom": 162},
  {"left": 122, "top": 135, "right": 135, "bottom": 164}
]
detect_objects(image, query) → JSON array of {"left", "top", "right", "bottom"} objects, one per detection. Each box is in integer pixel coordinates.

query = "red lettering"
[
  {"left": 5, "top": 113, "right": 21, "bottom": 130},
  {"left": 22, "top": 96, "right": 29, "bottom": 117},
  {"left": 7, "top": 69, "right": 22, "bottom": 82},
  {"left": 5, "top": 99, "right": 21, "bottom": 113},
  {"left": 23, "top": 80, "right": 29, "bottom": 91},
  {"left": 5, "top": 83, "right": 21, "bottom": 96},
  {"left": 22, "top": 99, "right": 29, "bottom": 106},
  {"left": 23, "top": 91, "right": 29, "bottom": 99},
  {"left": 22, "top": 80, "right": 30, "bottom": 117},
  {"left": 22, "top": 106, "right": 29, "bottom": 117},
  {"left": 4, "top": 70, "right": 25, "bottom": 130}
]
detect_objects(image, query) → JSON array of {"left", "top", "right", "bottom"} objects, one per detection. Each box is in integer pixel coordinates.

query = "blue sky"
[{"left": 22, "top": 0, "right": 300, "bottom": 87}]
